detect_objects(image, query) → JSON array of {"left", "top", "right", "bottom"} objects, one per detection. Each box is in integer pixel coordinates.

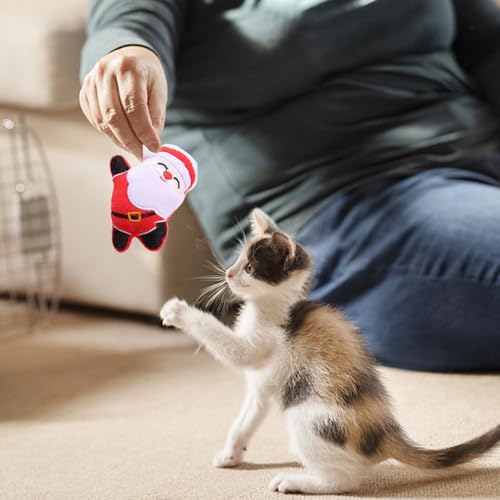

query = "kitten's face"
[{"left": 225, "top": 209, "right": 312, "bottom": 300}]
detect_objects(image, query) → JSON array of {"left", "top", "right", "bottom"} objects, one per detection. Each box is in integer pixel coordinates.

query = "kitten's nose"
[{"left": 226, "top": 269, "right": 234, "bottom": 279}]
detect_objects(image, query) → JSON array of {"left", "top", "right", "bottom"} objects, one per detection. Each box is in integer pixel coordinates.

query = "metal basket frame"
[{"left": 0, "top": 113, "right": 61, "bottom": 339}]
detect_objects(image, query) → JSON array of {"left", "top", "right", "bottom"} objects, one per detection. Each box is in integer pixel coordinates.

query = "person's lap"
[{"left": 296, "top": 166, "right": 500, "bottom": 372}]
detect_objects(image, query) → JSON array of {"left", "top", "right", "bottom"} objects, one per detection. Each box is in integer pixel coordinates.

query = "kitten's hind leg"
[
  {"left": 214, "top": 390, "right": 269, "bottom": 468},
  {"left": 268, "top": 468, "right": 359, "bottom": 494},
  {"left": 275, "top": 406, "right": 365, "bottom": 494}
]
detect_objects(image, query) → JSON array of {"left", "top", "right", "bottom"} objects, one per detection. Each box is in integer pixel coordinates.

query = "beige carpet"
[{"left": 1, "top": 313, "right": 499, "bottom": 500}]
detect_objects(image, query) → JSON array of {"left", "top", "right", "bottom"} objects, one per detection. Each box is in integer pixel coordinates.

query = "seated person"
[{"left": 80, "top": 0, "right": 500, "bottom": 371}]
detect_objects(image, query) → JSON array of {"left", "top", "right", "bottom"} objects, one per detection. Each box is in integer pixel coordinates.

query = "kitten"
[{"left": 160, "top": 208, "right": 500, "bottom": 495}]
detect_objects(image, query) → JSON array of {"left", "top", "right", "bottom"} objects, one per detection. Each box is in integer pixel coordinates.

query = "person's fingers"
[
  {"left": 87, "top": 78, "right": 125, "bottom": 153},
  {"left": 79, "top": 91, "right": 90, "bottom": 125},
  {"left": 79, "top": 77, "right": 93, "bottom": 126},
  {"left": 96, "top": 73, "right": 143, "bottom": 159},
  {"left": 80, "top": 48, "right": 167, "bottom": 158},
  {"left": 148, "top": 77, "right": 167, "bottom": 140},
  {"left": 116, "top": 66, "right": 161, "bottom": 153}
]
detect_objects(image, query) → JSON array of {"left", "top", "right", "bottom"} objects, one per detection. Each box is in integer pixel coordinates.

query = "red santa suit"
[
  {"left": 109, "top": 145, "right": 197, "bottom": 252},
  {"left": 111, "top": 171, "right": 166, "bottom": 239}
]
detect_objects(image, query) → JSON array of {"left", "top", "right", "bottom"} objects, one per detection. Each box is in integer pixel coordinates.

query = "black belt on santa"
[{"left": 111, "top": 211, "right": 156, "bottom": 222}]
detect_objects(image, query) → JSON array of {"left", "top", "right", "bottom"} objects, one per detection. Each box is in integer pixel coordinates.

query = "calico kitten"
[{"left": 160, "top": 208, "right": 500, "bottom": 495}]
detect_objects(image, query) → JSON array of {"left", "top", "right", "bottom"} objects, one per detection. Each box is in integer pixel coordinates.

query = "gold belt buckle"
[{"left": 127, "top": 211, "right": 142, "bottom": 222}]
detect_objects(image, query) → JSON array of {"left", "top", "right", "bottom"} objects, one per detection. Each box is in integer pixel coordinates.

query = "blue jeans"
[{"left": 296, "top": 166, "right": 500, "bottom": 372}]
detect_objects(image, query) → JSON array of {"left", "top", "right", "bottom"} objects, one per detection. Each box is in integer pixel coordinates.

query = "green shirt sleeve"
[{"left": 80, "top": 0, "right": 188, "bottom": 102}]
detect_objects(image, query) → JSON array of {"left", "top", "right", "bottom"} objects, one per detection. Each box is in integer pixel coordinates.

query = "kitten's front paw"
[
  {"left": 160, "top": 297, "right": 189, "bottom": 329},
  {"left": 213, "top": 448, "right": 243, "bottom": 468}
]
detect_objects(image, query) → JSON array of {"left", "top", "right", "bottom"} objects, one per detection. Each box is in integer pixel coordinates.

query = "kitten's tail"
[{"left": 387, "top": 424, "right": 500, "bottom": 469}]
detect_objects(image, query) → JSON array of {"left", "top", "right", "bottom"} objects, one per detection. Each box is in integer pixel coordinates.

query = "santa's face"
[{"left": 127, "top": 157, "right": 186, "bottom": 218}]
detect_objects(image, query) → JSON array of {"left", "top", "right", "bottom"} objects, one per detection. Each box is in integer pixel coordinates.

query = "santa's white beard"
[{"left": 127, "top": 164, "right": 185, "bottom": 219}]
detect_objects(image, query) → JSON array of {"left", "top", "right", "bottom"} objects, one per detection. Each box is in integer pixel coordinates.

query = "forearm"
[{"left": 80, "top": 0, "right": 188, "bottom": 101}]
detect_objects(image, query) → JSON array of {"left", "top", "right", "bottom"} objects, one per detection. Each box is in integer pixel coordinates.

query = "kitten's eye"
[{"left": 245, "top": 263, "right": 253, "bottom": 274}]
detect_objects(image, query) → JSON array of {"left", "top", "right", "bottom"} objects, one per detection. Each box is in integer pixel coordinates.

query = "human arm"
[
  {"left": 453, "top": 0, "right": 500, "bottom": 118},
  {"left": 79, "top": 0, "right": 187, "bottom": 158}
]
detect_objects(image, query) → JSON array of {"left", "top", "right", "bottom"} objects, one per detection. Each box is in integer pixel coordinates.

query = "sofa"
[{"left": 0, "top": 0, "right": 212, "bottom": 316}]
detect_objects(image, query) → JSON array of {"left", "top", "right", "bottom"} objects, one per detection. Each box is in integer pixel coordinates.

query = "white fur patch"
[{"left": 127, "top": 159, "right": 185, "bottom": 218}]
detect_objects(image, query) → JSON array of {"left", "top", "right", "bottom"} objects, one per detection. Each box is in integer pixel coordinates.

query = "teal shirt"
[{"left": 81, "top": 0, "right": 500, "bottom": 264}]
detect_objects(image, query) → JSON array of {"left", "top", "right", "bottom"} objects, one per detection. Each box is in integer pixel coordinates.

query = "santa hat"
[{"left": 144, "top": 144, "right": 198, "bottom": 192}]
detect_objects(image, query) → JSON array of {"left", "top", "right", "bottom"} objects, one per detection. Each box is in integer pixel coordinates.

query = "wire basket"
[{"left": 0, "top": 114, "right": 61, "bottom": 338}]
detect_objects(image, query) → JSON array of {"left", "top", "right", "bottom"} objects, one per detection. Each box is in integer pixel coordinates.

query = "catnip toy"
[{"left": 109, "top": 144, "right": 197, "bottom": 252}]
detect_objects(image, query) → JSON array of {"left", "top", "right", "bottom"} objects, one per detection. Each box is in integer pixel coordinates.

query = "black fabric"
[
  {"left": 139, "top": 222, "right": 167, "bottom": 250},
  {"left": 81, "top": 0, "right": 500, "bottom": 263},
  {"left": 111, "top": 211, "right": 156, "bottom": 219},
  {"left": 453, "top": 0, "right": 500, "bottom": 117},
  {"left": 453, "top": 0, "right": 500, "bottom": 75},
  {"left": 112, "top": 228, "right": 130, "bottom": 251},
  {"left": 110, "top": 155, "right": 130, "bottom": 176}
]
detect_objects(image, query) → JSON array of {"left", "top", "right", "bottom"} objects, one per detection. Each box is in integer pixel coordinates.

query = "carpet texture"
[{"left": 1, "top": 313, "right": 499, "bottom": 500}]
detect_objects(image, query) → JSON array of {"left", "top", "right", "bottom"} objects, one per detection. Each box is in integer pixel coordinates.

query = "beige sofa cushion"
[{"left": 0, "top": 1, "right": 88, "bottom": 110}]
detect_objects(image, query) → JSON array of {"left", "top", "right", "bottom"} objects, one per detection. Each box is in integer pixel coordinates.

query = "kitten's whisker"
[
  {"left": 196, "top": 278, "right": 231, "bottom": 312},
  {"left": 219, "top": 287, "right": 234, "bottom": 317},
  {"left": 236, "top": 234, "right": 247, "bottom": 248},
  {"left": 205, "top": 260, "right": 226, "bottom": 276},
  {"left": 192, "top": 343, "right": 203, "bottom": 356},
  {"left": 199, "top": 281, "right": 226, "bottom": 294},
  {"left": 206, "top": 285, "right": 226, "bottom": 303},
  {"left": 196, "top": 254, "right": 239, "bottom": 317},
  {"left": 235, "top": 218, "right": 248, "bottom": 245},
  {"left": 208, "top": 283, "right": 233, "bottom": 310},
  {"left": 196, "top": 275, "right": 226, "bottom": 282}
]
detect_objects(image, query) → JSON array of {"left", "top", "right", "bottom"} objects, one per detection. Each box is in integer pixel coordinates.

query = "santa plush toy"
[{"left": 109, "top": 144, "right": 197, "bottom": 252}]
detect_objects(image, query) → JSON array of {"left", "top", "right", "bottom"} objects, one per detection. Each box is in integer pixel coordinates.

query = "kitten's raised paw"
[
  {"left": 160, "top": 297, "right": 189, "bottom": 329},
  {"left": 213, "top": 449, "right": 242, "bottom": 468}
]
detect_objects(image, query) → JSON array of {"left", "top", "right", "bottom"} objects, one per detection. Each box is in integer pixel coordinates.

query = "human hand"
[{"left": 79, "top": 46, "right": 167, "bottom": 160}]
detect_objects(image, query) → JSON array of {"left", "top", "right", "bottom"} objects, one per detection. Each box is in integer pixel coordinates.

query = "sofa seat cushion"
[{"left": 0, "top": 1, "right": 88, "bottom": 110}]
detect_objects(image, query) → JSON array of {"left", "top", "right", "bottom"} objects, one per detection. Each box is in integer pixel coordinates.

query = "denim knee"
[{"left": 339, "top": 271, "right": 500, "bottom": 372}]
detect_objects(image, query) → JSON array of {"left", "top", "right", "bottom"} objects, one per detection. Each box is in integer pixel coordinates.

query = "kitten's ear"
[
  {"left": 250, "top": 208, "right": 279, "bottom": 235},
  {"left": 272, "top": 232, "right": 296, "bottom": 266}
]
